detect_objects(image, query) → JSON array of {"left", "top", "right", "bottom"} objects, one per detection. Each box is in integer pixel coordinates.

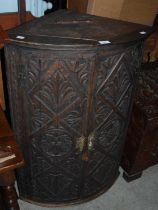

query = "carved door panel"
[
  {"left": 27, "top": 54, "right": 95, "bottom": 202},
  {"left": 5, "top": 43, "right": 142, "bottom": 203},
  {"left": 5, "top": 45, "right": 98, "bottom": 202},
  {"left": 83, "top": 46, "right": 142, "bottom": 196}
]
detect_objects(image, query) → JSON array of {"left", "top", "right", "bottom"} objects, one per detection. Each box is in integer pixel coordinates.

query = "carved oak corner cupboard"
[{"left": 4, "top": 10, "right": 153, "bottom": 206}]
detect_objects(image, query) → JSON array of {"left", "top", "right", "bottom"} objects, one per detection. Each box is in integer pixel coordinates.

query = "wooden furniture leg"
[
  {"left": 123, "top": 171, "right": 143, "bottom": 182},
  {"left": 0, "top": 171, "right": 19, "bottom": 210},
  {"left": 0, "top": 106, "right": 24, "bottom": 209}
]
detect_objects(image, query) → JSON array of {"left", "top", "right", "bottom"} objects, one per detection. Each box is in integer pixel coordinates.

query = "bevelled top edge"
[{"left": 7, "top": 10, "right": 154, "bottom": 46}]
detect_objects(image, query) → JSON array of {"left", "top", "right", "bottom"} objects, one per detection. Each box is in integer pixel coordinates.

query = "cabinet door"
[
  {"left": 5, "top": 44, "right": 96, "bottom": 203},
  {"left": 83, "top": 45, "right": 142, "bottom": 196}
]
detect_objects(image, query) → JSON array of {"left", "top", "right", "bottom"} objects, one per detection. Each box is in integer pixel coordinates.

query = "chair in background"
[
  {"left": 0, "top": 0, "right": 34, "bottom": 111},
  {"left": 0, "top": 103, "right": 24, "bottom": 210}
]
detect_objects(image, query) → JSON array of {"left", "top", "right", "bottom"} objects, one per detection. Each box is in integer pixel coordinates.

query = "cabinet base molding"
[
  {"left": 19, "top": 172, "right": 119, "bottom": 207},
  {"left": 122, "top": 171, "right": 142, "bottom": 182}
]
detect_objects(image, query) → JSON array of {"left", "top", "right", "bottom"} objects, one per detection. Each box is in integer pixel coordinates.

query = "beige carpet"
[{"left": 18, "top": 165, "right": 158, "bottom": 210}]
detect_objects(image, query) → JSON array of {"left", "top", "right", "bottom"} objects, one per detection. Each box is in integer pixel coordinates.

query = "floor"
[{"left": 19, "top": 165, "right": 158, "bottom": 210}]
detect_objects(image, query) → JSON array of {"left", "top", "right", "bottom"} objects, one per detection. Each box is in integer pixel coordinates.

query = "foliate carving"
[
  {"left": 5, "top": 43, "right": 142, "bottom": 204},
  {"left": 28, "top": 58, "right": 53, "bottom": 90},
  {"left": 83, "top": 44, "right": 142, "bottom": 196},
  {"left": 84, "top": 157, "right": 118, "bottom": 196},
  {"left": 96, "top": 53, "right": 122, "bottom": 90},
  {"left": 135, "top": 61, "right": 158, "bottom": 120},
  {"left": 34, "top": 125, "right": 73, "bottom": 157},
  {"left": 36, "top": 72, "right": 78, "bottom": 113},
  {"left": 31, "top": 106, "right": 52, "bottom": 132},
  {"left": 96, "top": 113, "right": 123, "bottom": 152},
  {"left": 6, "top": 46, "right": 92, "bottom": 203},
  {"left": 62, "top": 108, "right": 83, "bottom": 132}
]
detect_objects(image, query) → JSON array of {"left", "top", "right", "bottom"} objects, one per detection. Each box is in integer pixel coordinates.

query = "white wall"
[
  {"left": 0, "top": 0, "right": 18, "bottom": 13},
  {"left": 0, "top": 0, "right": 53, "bottom": 17}
]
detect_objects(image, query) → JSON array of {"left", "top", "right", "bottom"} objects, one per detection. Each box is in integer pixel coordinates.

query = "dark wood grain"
[
  {"left": 5, "top": 42, "right": 143, "bottom": 205},
  {"left": 0, "top": 105, "right": 13, "bottom": 137},
  {"left": 68, "top": 0, "right": 88, "bottom": 13},
  {"left": 0, "top": 12, "right": 34, "bottom": 31},
  {"left": 0, "top": 26, "right": 9, "bottom": 49},
  {"left": 18, "top": 0, "right": 26, "bottom": 24},
  {"left": 0, "top": 106, "right": 24, "bottom": 210},
  {"left": 0, "top": 107, "right": 24, "bottom": 173},
  {"left": 121, "top": 62, "right": 158, "bottom": 181},
  {"left": 4, "top": 10, "right": 152, "bottom": 206},
  {"left": 0, "top": 2, "right": 35, "bottom": 111},
  {"left": 7, "top": 10, "right": 153, "bottom": 46},
  {"left": 0, "top": 171, "right": 19, "bottom": 210}
]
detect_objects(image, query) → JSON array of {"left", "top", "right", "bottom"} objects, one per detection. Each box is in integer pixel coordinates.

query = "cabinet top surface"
[{"left": 7, "top": 10, "right": 153, "bottom": 46}]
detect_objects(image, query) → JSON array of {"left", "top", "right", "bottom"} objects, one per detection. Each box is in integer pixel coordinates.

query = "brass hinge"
[
  {"left": 88, "top": 132, "right": 95, "bottom": 151},
  {"left": 76, "top": 136, "right": 85, "bottom": 152},
  {"left": 76, "top": 132, "right": 95, "bottom": 153}
]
